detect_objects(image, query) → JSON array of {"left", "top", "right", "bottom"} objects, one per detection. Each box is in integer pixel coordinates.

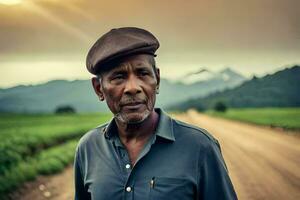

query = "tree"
[
  {"left": 214, "top": 101, "right": 227, "bottom": 112},
  {"left": 55, "top": 105, "right": 76, "bottom": 114}
]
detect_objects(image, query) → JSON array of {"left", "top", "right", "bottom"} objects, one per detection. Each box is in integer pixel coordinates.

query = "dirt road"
[
  {"left": 10, "top": 165, "right": 75, "bottom": 200},
  {"left": 175, "top": 110, "right": 300, "bottom": 200},
  {"left": 12, "top": 111, "right": 300, "bottom": 200}
]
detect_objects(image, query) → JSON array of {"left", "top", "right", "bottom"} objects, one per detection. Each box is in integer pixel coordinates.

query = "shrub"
[
  {"left": 214, "top": 101, "right": 227, "bottom": 112},
  {"left": 55, "top": 105, "right": 76, "bottom": 114}
]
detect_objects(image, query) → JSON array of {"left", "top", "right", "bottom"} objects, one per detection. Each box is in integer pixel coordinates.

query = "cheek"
[
  {"left": 103, "top": 87, "right": 122, "bottom": 108},
  {"left": 105, "top": 95, "right": 121, "bottom": 114},
  {"left": 145, "top": 85, "right": 157, "bottom": 108}
]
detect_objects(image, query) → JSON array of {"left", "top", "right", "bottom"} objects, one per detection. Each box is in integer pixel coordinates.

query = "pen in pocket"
[{"left": 150, "top": 177, "right": 155, "bottom": 188}]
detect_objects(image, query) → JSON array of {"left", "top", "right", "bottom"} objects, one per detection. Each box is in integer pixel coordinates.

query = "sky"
[{"left": 0, "top": 0, "right": 299, "bottom": 88}]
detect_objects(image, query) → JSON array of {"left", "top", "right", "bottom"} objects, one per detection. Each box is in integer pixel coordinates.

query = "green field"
[
  {"left": 206, "top": 108, "right": 300, "bottom": 130},
  {"left": 0, "top": 113, "right": 112, "bottom": 198}
]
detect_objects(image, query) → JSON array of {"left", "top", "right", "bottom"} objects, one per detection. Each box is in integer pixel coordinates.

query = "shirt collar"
[
  {"left": 102, "top": 108, "right": 175, "bottom": 142},
  {"left": 154, "top": 108, "right": 175, "bottom": 142}
]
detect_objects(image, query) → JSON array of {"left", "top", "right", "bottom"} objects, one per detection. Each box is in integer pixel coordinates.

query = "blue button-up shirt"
[{"left": 74, "top": 108, "right": 238, "bottom": 200}]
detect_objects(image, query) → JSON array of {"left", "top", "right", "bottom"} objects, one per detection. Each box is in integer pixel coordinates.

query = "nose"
[{"left": 124, "top": 75, "right": 142, "bottom": 95}]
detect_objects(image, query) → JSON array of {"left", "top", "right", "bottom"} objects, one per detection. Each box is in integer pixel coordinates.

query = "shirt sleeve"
[
  {"left": 198, "top": 140, "right": 238, "bottom": 200},
  {"left": 74, "top": 147, "right": 91, "bottom": 200}
]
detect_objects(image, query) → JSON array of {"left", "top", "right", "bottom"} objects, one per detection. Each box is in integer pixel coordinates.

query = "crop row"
[
  {"left": 0, "top": 139, "right": 78, "bottom": 199},
  {"left": 0, "top": 113, "right": 111, "bottom": 175}
]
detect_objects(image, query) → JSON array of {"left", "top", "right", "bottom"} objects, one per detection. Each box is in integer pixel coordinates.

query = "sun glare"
[{"left": 0, "top": 0, "right": 22, "bottom": 5}]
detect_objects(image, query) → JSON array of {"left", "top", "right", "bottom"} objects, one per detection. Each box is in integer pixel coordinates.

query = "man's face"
[{"left": 93, "top": 54, "right": 160, "bottom": 124}]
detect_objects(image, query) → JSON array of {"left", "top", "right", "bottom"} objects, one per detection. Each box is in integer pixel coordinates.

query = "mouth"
[{"left": 121, "top": 101, "right": 144, "bottom": 109}]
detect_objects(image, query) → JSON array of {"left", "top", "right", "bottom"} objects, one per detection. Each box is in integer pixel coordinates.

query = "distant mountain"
[
  {"left": 180, "top": 68, "right": 214, "bottom": 84},
  {"left": 0, "top": 68, "right": 246, "bottom": 113},
  {"left": 0, "top": 80, "right": 109, "bottom": 113},
  {"left": 157, "top": 68, "right": 246, "bottom": 107},
  {"left": 170, "top": 65, "right": 300, "bottom": 111},
  {"left": 180, "top": 67, "right": 245, "bottom": 85}
]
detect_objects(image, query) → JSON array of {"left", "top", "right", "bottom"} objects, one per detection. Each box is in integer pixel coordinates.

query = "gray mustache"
[{"left": 120, "top": 97, "right": 146, "bottom": 105}]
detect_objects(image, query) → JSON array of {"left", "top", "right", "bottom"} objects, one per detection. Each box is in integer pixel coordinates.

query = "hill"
[
  {"left": 0, "top": 80, "right": 108, "bottom": 113},
  {"left": 0, "top": 68, "right": 245, "bottom": 113},
  {"left": 170, "top": 65, "right": 300, "bottom": 111},
  {"left": 153, "top": 68, "right": 246, "bottom": 107}
]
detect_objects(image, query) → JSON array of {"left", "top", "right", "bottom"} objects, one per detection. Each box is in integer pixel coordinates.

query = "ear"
[
  {"left": 155, "top": 68, "right": 160, "bottom": 93},
  {"left": 91, "top": 77, "right": 105, "bottom": 101}
]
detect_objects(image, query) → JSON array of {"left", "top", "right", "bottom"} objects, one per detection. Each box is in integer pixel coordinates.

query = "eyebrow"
[
  {"left": 109, "top": 69, "right": 126, "bottom": 77},
  {"left": 105, "top": 61, "right": 152, "bottom": 75}
]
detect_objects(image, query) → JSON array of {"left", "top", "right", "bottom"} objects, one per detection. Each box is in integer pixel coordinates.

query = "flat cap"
[{"left": 86, "top": 27, "right": 160, "bottom": 74}]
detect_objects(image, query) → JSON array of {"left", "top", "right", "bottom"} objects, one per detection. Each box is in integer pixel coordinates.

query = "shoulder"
[
  {"left": 171, "top": 118, "right": 227, "bottom": 169},
  {"left": 172, "top": 118, "right": 220, "bottom": 148},
  {"left": 75, "top": 122, "right": 108, "bottom": 152}
]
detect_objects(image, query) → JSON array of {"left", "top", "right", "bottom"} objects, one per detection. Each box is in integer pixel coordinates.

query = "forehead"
[
  {"left": 101, "top": 54, "right": 153, "bottom": 74},
  {"left": 117, "top": 54, "right": 152, "bottom": 70}
]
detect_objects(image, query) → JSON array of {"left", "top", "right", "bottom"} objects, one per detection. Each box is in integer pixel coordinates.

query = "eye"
[
  {"left": 112, "top": 73, "right": 125, "bottom": 80},
  {"left": 139, "top": 70, "right": 150, "bottom": 76}
]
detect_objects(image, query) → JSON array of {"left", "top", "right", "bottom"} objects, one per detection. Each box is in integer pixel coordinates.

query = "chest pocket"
[{"left": 149, "top": 177, "right": 195, "bottom": 200}]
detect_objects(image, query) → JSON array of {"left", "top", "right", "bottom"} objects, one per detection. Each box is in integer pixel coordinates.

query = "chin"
[{"left": 116, "top": 110, "right": 151, "bottom": 124}]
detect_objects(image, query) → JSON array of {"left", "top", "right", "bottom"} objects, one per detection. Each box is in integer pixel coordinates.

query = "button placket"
[
  {"left": 119, "top": 147, "right": 134, "bottom": 199},
  {"left": 124, "top": 184, "right": 134, "bottom": 200},
  {"left": 120, "top": 134, "right": 156, "bottom": 200}
]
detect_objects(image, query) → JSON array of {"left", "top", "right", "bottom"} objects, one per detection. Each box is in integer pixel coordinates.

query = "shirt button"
[
  {"left": 126, "top": 186, "right": 132, "bottom": 192},
  {"left": 125, "top": 164, "right": 131, "bottom": 169}
]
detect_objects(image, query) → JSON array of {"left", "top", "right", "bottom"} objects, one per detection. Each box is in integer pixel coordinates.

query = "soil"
[{"left": 8, "top": 165, "right": 74, "bottom": 200}]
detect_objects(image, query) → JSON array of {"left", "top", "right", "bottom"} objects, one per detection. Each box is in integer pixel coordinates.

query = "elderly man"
[{"left": 74, "top": 27, "right": 238, "bottom": 200}]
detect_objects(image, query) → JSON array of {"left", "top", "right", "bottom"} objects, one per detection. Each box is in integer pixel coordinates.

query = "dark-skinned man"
[{"left": 74, "top": 27, "right": 238, "bottom": 200}]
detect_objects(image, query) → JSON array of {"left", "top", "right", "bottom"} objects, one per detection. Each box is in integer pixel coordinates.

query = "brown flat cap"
[{"left": 86, "top": 27, "right": 160, "bottom": 74}]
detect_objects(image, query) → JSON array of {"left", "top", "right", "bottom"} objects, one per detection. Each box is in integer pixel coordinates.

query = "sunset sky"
[{"left": 0, "top": 0, "right": 299, "bottom": 88}]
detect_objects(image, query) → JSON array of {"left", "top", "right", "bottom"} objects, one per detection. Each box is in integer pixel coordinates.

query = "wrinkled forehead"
[{"left": 98, "top": 54, "right": 153, "bottom": 75}]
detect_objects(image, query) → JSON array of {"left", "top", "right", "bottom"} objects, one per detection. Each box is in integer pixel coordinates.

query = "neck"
[{"left": 115, "top": 111, "right": 159, "bottom": 143}]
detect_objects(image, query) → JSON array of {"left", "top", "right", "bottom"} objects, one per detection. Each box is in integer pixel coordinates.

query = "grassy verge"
[
  {"left": 0, "top": 139, "right": 78, "bottom": 199},
  {"left": 0, "top": 113, "right": 111, "bottom": 174},
  {"left": 206, "top": 107, "right": 300, "bottom": 130},
  {"left": 0, "top": 113, "right": 113, "bottom": 199}
]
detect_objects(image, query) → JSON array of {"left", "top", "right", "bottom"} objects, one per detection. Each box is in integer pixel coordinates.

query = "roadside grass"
[
  {"left": 0, "top": 113, "right": 112, "bottom": 199},
  {"left": 0, "top": 139, "right": 78, "bottom": 198},
  {"left": 0, "top": 113, "right": 111, "bottom": 174},
  {"left": 206, "top": 107, "right": 300, "bottom": 130}
]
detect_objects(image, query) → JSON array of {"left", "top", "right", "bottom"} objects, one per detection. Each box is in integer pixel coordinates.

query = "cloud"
[
  {"left": 0, "top": 0, "right": 299, "bottom": 87},
  {"left": 1, "top": 0, "right": 299, "bottom": 58}
]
